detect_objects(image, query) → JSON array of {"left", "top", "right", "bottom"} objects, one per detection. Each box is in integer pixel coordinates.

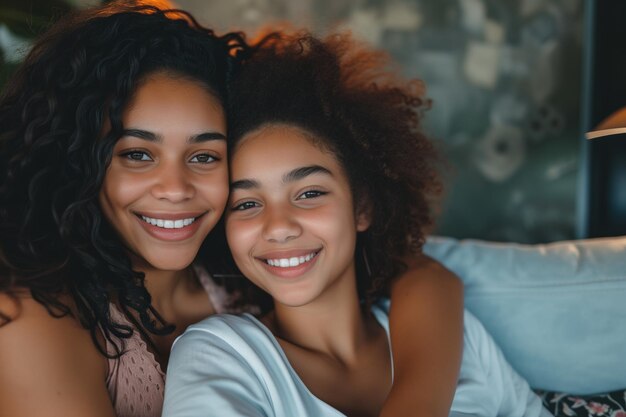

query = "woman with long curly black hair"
[
  {"left": 0, "top": 3, "right": 465, "bottom": 417},
  {"left": 0, "top": 3, "right": 248, "bottom": 416}
]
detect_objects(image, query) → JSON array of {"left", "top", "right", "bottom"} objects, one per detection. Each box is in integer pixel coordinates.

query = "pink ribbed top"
[{"left": 104, "top": 267, "right": 230, "bottom": 417}]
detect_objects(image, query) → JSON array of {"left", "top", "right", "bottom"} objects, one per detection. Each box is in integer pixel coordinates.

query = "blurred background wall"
[{"left": 0, "top": 0, "right": 587, "bottom": 243}]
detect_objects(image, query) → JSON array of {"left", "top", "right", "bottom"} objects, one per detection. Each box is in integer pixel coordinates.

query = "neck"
[
  {"left": 267, "top": 265, "right": 376, "bottom": 362},
  {"left": 131, "top": 258, "right": 194, "bottom": 317}
]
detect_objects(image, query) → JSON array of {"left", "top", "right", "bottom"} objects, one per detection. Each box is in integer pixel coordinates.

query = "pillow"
[
  {"left": 423, "top": 235, "right": 626, "bottom": 394},
  {"left": 539, "top": 390, "right": 626, "bottom": 417}
]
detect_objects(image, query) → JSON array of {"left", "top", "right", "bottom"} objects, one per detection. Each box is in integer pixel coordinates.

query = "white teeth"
[
  {"left": 266, "top": 251, "right": 317, "bottom": 268},
  {"left": 140, "top": 215, "right": 196, "bottom": 229}
]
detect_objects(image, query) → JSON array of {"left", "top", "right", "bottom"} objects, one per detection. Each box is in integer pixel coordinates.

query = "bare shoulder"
[
  {"left": 392, "top": 253, "right": 463, "bottom": 300},
  {"left": 0, "top": 292, "right": 115, "bottom": 417},
  {"left": 389, "top": 252, "right": 463, "bottom": 325},
  {"left": 0, "top": 292, "right": 97, "bottom": 350}
]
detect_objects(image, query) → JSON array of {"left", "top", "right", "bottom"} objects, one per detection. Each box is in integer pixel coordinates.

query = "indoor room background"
[{"left": 2, "top": 0, "right": 611, "bottom": 244}]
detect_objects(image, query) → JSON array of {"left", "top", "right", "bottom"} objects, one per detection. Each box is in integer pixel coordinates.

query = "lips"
[
  {"left": 264, "top": 250, "right": 319, "bottom": 267},
  {"left": 134, "top": 211, "right": 206, "bottom": 241},
  {"left": 256, "top": 249, "right": 321, "bottom": 278},
  {"left": 140, "top": 214, "right": 197, "bottom": 229}
]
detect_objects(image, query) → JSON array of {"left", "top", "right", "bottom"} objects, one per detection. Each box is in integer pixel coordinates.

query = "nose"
[
  {"left": 261, "top": 205, "right": 302, "bottom": 243},
  {"left": 150, "top": 163, "right": 195, "bottom": 203}
]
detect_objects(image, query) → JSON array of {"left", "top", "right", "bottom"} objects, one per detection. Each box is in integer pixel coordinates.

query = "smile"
[
  {"left": 139, "top": 215, "right": 197, "bottom": 229},
  {"left": 264, "top": 250, "right": 320, "bottom": 268}
]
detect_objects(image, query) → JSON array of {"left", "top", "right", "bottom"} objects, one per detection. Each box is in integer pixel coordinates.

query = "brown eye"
[
  {"left": 121, "top": 150, "right": 152, "bottom": 161},
  {"left": 297, "top": 190, "right": 327, "bottom": 200},
  {"left": 232, "top": 201, "right": 259, "bottom": 211},
  {"left": 190, "top": 153, "right": 218, "bottom": 163}
]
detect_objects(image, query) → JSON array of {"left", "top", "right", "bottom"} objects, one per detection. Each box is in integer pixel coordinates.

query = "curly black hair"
[
  {"left": 225, "top": 32, "right": 442, "bottom": 313},
  {"left": 0, "top": 1, "right": 249, "bottom": 355}
]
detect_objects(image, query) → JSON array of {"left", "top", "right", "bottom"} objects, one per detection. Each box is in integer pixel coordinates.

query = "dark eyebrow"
[
  {"left": 121, "top": 129, "right": 159, "bottom": 142},
  {"left": 283, "top": 165, "right": 332, "bottom": 183},
  {"left": 230, "top": 179, "right": 260, "bottom": 191},
  {"left": 190, "top": 132, "right": 227, "bottom": 143},
  {"left": 120, "top": 129, "right": 226, "bottom": 144},
  {"left": 230, "top": 165, "right": 332, "bottom": 192}
]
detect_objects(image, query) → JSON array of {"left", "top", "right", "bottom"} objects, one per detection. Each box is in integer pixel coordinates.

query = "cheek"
[
  {"left": 98, "top": 181, "right": 132, "bottom": 243},
  {"left": 197, "top": 167, "right": 230, "bottom": 210},
  {"left": 99, "top": 172, "right": 145, "bottom": 213},
  {"left": 225, "top": 219, "right": 252, "bottom": 257},
  {"left": 225, "top": 217, "right": 265, "bottom": 274},
  {"left": 308, "top": 202, "right": 358, "bottom": 242}
]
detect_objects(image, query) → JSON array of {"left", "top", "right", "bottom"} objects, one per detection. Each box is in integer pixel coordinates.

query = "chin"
[
  {"left": 143, "top": 251, "right": 197, "bottom": 272},
  {"left": 272, "top": 290, "right": 318, "bottom": 308},
  {"left": 152, "top": 260, "right": 195, "bottom": 271}
]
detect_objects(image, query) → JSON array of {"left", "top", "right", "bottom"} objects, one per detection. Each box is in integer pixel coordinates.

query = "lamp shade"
[
  {"left": 586, "top": 106, "right": 626, "bottom": 139},
  {"left": 583, "top": 105, "right": 626, "bottom": 238}
]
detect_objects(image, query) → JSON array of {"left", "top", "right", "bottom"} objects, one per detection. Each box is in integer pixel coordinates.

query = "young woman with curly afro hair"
[
  {"left": 0, "top": 4, "right": 464, "bottom": 417},
  {"left": 163, "top": 32, "right": 550, "bottom": 417}
]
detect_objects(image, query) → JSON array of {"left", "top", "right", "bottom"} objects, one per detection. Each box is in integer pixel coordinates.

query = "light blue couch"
[{"left": 423, "top": 235, "right": 626, "bottom": 396}]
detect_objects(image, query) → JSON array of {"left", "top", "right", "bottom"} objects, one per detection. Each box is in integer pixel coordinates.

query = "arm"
[
  {"left": 380, "top": 254, "right": 464, "bottom": 417},
  {"left": 0, "top": 294, "right": 115, "bottom": 417}
]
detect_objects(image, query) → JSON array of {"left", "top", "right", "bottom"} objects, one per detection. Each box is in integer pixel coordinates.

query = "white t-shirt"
[{"left": 163, "top": 300, "right": 552, "bottom": 417}]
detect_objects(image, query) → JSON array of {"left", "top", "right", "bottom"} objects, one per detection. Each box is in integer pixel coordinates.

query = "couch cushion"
[{"left": 423, "top": 235, "right": 626, "bottom": 394}]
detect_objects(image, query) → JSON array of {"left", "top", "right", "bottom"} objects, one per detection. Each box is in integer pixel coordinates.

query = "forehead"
[
  {"left": 115, "top": 73, "right": 226, "bottom": 142},
  {"left": 230, "top": 124, "right": 339, "bottom": 174},
  {"left": 125, "top": 73, "right": 224, "bottom": 120}
]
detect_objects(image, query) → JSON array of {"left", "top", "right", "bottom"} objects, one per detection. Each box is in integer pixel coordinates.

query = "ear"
[{"left": 355, "top": 197, "right": 372, "bottom": 232}]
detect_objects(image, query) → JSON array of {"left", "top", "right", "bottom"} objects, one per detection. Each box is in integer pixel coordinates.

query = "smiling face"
[
  {"left": 99, "top": 72, "right": 228, "bottom": 272},
  {"left": 225, "top": 124, "right": 370, "bottom": 308}
]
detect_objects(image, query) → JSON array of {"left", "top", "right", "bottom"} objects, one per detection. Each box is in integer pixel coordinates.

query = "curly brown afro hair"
[{"left": 223, "top": 31, "right": 442, "bottom": 311}]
